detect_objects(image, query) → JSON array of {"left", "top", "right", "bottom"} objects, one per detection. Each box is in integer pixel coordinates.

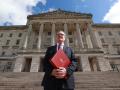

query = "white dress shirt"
[{"left": 57, "top": 43, "right": 64, "bottom": 51}]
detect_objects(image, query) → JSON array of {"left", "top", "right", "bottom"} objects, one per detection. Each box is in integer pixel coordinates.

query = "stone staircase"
[{"left": 0, "top": 72, "right": 120, "bottom": 90}]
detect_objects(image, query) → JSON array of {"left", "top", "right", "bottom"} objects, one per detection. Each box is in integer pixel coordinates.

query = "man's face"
[{"left": 56, "top": 33, "right": 65, "bottom": 43}]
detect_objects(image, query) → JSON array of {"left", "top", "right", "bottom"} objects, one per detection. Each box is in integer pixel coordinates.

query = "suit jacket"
[{"left": 41, "top": 45, "right": 77, "bottom": 89}]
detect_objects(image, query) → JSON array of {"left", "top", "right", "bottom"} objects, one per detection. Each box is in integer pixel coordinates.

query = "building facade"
[{"left": 0, "top": 9, "right": 120, "bottom": 72}]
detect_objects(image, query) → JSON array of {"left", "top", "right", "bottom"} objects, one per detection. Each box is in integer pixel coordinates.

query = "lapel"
[
  {"left": 63, "top": 46, "right": 71, "bottom": 59},
  {"left": 63, "top": 45, "right": 67, "bottom": 54},
  {"left": 49, "top": 45, "right": 57, "bottom": 56},
  {"left": 54, "top": 45, "right": 57, "bottom": 53}
]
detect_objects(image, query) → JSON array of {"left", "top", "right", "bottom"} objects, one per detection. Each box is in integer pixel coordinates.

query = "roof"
[{"left": 27, "top": 9, "right": 92, "bottom": 20}]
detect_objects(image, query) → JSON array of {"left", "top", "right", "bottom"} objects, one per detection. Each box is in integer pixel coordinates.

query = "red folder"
[{"left": 50, "top": 49, "right": 71, "bottom": 68}]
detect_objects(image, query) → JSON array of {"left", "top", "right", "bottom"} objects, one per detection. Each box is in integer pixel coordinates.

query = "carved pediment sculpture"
[{"left": 28, "top": 9, "right": 92, "bottom": 20}]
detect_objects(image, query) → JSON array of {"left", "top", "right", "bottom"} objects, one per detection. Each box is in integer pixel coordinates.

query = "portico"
[{"left": 13, "top": 9, "right": 111, "bottom": 72}]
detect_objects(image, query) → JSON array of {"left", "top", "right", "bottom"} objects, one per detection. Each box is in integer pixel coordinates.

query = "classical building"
[{"left": 0, "top": 9, "right": 120, "bottom": 72}]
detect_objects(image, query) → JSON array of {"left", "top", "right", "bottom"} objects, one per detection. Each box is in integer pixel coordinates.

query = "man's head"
[{"left": 56, "top": 31, "right": 66, "bottom": 44}]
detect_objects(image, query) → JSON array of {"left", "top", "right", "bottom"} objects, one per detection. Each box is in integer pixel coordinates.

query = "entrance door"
[
  {"left": 23, "top": 58, "right": 32, "bottom": 72},
  {"left": 89, "top": 57, "right": 99, "bottom": 72},
  {"left": 39, "top": 57, "right": 44, "bottom": 72},
  {"left": 76, "top": 56, "right": 82, "bottom": 72}
]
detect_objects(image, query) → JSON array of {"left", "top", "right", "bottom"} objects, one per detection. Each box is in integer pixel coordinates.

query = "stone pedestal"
[
  {"left": 97, "top": 56, "right": 111, "bottom": 71},
  {"left": 30, "top": 56, "right": 40, "bottom": 72},
  {"left": 13, "top": 57, "right": 25, "bottom": 72},
  {"left": 80, "top": 55, "right": 91, "bottom": 71}
]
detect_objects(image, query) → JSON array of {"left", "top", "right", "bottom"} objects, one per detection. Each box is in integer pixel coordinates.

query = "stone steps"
[{"left": 0, "top": 72, "right": 120, "bottom": 90}]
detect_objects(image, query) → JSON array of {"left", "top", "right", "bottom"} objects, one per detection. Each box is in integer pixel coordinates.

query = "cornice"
[
  {"left": 0, "top": 25, "right": 27, "bottom": 30},
  {"left": 92, "top": 23, "right": 120, "bottom": 28}
]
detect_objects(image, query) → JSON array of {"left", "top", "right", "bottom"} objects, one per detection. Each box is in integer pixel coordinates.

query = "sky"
[{"left": 0, "top": 0, "right": 120, "bottom": 26}]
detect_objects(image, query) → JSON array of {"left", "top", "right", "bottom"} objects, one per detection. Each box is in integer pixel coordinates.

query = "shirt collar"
[{"left": 57, "top": 42, "right": 64, "bottom": 46}]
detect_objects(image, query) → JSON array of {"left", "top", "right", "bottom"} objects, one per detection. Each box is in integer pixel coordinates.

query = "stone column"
[
  {"left": 23, "top": 24, "right": 32, "bottom": 49},
  {"left": 30, "top": 56, "right": 40, "bottom": 72},
  {"left": 13, "top": 56, "right": 25, "bottom": 72},
  {"left": 74, "top": 31, "right": 79, "bottom": 51},
  {"left": 94, "top": 31, "right": 103, "bottom": 49},
  {"left": 51, "top": 23, "right": 55, "bottom": 46},
  {"left": 76, "top": 23, "right": 84, "bottom": 48},
  {"left": 37, "top": 23, "right": 44, "bottom": 49},
  {"left": 88, "top": 24, "right": 99, "bottom": 48},
  {"left": 64, "top": 23, "right": 69, "bottom": 47},
  {"left": 74, "top": 31, "right": 78, "bottom": 46},
  {"left": 80, "top": 55, "right": 91, "bottom": 71},
  {"left": 85, "top": 30, "right": 93, "bottom": 48},
  {"left": 97, "top": 56, "right": 111, "bottom": 71}
]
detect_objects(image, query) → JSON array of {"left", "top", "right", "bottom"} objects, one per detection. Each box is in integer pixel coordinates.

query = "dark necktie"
[{"left": 58, "top": 44, "right": 61, "bottom": 50}]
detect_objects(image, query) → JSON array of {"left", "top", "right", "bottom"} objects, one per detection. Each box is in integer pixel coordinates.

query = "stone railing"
[
  {"left": 74, "top": 48, "right": 104, "bottom": 54},
  {"left": 17, "top": 49, "right": 46, "bottom": 54}
]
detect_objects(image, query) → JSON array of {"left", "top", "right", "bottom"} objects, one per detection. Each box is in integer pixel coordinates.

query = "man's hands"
[{"left": 51, "top": 67, "right": 67, "bottom": 79}]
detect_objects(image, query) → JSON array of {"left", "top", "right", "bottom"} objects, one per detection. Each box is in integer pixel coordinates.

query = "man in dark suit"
[{"left": 41, "top": 31, "right": 77, "bottom": 90}]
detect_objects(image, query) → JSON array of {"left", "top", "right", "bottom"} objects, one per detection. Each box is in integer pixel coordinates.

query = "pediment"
[{"left": 28, "top": 9, "right": 92, "bottom": 20}]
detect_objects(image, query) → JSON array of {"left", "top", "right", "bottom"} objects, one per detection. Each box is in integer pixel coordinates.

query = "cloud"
[
  {"left": 103, "top": 0, "right": 120, "bottom": 23},
  {"left": 0, "top": 0, "right": 46, "bottom": 26},
  {"left": 41, "top": 8, "right": 56, "bottom": 13},
  {"left": 48, "top": 8, "right": 56, "bottom": 12}
]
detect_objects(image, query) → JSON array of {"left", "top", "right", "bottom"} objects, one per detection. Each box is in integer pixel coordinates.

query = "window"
[
  {"left": 98, "top": 31, "right": 102, "bottom": 36},
  {"left": 108, "top": 31, "right": 112, "bottom": 36},
  {"left": 6, "top": 40, "right": 10, "bottom": 45},
  {"left": 118, "top": 31, "right": 120, "bottom": 35},
  {"left": 101, "top": 38, "right": 105, "bottom": 43},
  {"left": 2, "top": 52, "right": 5, "bottom": 56},
  {"left": 69, "top": 38, "right": 73, "bottom": 43},
  {"left": 35, "top": 38, "right": 38, "bottom": 43},
  {"left": 47, "top": 37, "right": 51, "bottom": 41},
  {"left": 112, "top": 38, "right": 116, "bottom": 44},
  {"left": 18, "top": 33, "right": 22, "bottom": 37},
  {"left": 103, "top": 45, "right": 109, "bottom": 54},
  {"left": 0, "top": 33, "right": 3, "bottom": 37},
  {"left": 9, "top": 33, "right": 13, "bottom": 37},
  {"left": 5, "top": 62, "right": 13, "bottom": 70},
  {"left": 7, "top": 62, "right": 12, "bottom": 66},
  {"left": 68, "top": 32, "right": 72, "bottom": 35},
  {"left": 2, "top": 46, "right": 9, "bottom": 49},
  {"left": 16, "top": 40, "right": 20, "bottom": 45},
  {"left": 48, "top": 32, "right": 51, "bottom": 35}
]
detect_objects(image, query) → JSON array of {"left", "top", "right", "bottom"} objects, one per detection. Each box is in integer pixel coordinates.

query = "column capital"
[{"left": 38, "top": 23, "right": 44, "bottom": 26}]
